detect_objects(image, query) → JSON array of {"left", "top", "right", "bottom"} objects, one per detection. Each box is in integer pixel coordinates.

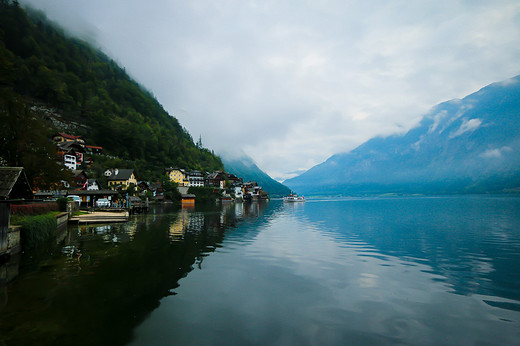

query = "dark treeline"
[{"left": 0, "top": 0, "right": 223, "bottom": 187}]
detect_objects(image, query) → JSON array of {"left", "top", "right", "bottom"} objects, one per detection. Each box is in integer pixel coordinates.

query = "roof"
[
  {"left": 73, "top": 170, "right": 88, "bottom": 178},
  {"left": 55, "top": 132, "right": 83, "bottom": 140},
  {"left": 165, "top": 167, "right": 184, "bottom": 173},
  {"left": 107, "top": 169, "right": 135, "bottom": 181},
  {"left": 68, "top": 190, "right": 119, "bottom": 196},
  {"left": 206, "top": 172, "right": 226, "bottom": 180},
  {"left": 57, "top": 140, "right": 85, "bottom": 152},
  {"left": 0, "top": 167, "right": 33, "bottom": 200},
  {"left": 85, "top": 145, "right": 103, "bottom": 150}
]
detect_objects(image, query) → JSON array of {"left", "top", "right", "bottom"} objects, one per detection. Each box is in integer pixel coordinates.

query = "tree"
[{"left": 0, "top": 90, "right": 71, "bottom": 189}]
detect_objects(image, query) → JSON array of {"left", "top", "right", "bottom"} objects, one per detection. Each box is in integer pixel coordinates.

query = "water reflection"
[
  {"left": 1, "top": 197, "right": 519, "bottom": 345},
  {"left": 0, "top": 202, "right": 273, "bottom": 346},
  {"left": 300, "top": 196, "right": 520, "bottom": 309}
]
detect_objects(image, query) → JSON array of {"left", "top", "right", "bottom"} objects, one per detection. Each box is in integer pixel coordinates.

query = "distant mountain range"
[
  {"left": 285, "top": 75, "right": 520, "bottom": 195},
  {"left": 221, "top": 153, "right": 291, "bottom": 197}
]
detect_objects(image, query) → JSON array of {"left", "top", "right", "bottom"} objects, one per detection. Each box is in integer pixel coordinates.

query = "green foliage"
[
  {"left": 57, "top": 197, "right": 68, "bottom": 211},
  {"left": 19, "top": 213, "right": 58, "bottom": 249},
  {"left": 160, "top": 176, "right": 181, "bottom": 202},
  {"left": 0, "top": 90, "right": 71, "bottom": 188},
  {"left": 0, "top": 0, "right": 224, "bottom": 183},
  {"left": 188, "top": 186, "right": 221, "bottom": 203}
]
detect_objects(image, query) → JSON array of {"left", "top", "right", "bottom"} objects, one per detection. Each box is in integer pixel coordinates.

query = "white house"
[{"left": 64, "top": 154, "right": 77, "bottom": 170}]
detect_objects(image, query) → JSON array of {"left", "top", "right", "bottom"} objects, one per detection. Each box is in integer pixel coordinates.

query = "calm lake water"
[{"left": 1, "top": 196, "right": 520, "bottom": 345}]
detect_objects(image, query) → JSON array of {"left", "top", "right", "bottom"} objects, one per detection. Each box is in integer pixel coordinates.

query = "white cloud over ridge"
[
  {"left": 450, "top": 118, "right": 482, "bottom": 138},
  {"left": 20, "top": 0, "right": 520, "bottom": 181}
]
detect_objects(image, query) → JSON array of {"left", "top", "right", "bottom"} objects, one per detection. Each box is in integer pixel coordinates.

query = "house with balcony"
[{"left": 187, "top": 170, "right": 205, "bottom": 187}]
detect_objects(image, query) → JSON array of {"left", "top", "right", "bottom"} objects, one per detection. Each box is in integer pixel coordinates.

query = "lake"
[{"left": 1, "top": 196, "right": 519, "bottom": 345}]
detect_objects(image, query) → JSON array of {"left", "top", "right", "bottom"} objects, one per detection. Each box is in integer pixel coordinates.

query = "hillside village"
[{"left": 37, "top": 132, "right": 268, "bottom": 207}]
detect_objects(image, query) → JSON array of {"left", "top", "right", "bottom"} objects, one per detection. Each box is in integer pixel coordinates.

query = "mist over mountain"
[
  {"left": 284, "top": 76, "right": 520, "bottom": 196},
  {"left": 221, "top": 153, "right": 291, "bottom": 197}
]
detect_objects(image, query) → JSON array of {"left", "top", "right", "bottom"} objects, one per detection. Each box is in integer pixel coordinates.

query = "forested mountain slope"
[{"left": 0, "top": 0, "right": 223, "bottom": 186}]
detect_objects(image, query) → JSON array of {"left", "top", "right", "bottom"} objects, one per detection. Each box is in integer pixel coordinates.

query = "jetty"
[{"left": 69, "top": 210, "right": 129, "bottom": 224}]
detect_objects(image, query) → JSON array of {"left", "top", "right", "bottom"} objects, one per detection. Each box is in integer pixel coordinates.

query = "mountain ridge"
[
  {"left": 284, "top": 75, "right": 520, "bottom": 195},
  {"left": 221, "top": 153, "right": 291, "bottom": 197}
]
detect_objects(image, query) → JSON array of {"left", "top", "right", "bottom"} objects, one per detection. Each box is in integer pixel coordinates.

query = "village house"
[
  {"left": 56, "top": 142, "right": 85, "bottom": 170},
  {"left": 105, "top": 169, "right": 138, "bottom": 190},
  {"left": 53, "top": 132, "right": 86, "bottom": 146},
  {"left": 0, "top": 167, "right": 33, "bottom": 258},
  {"left": 206, "top": 171, "right": 227, "bottom": 189},
  {"left": 72, "top": 170, "right": 88, "bottom": 189},
  {"left": 85, "top": 145, "right": 103, "bottom": 155},
  {"left": 165, "top": 168, "right": 189, "bottom": 187},
  {"left": 226, "top": 173, "right": 243, "bottom": 187},
  {"left": 86, "top": 179, "right": 100, "bottom": 191},
  {"left": 187, "top": 170, "right": 205, "bottom": 187},
  {"left": 52, "top": 133, "right": 102, "bottom": 171}
]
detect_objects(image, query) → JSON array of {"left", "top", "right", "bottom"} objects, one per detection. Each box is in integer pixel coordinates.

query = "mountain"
[
  {"left": 221, "top": 153, "right": 291, "bottom": 197},
  {"left": 0, "top": 1, "right": 223, "bottom": 187},
  {"left": 284, "top": 76, "right": 520, "bottom": 196}
]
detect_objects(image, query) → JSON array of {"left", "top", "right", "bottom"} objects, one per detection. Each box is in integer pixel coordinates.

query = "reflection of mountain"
[
  {"left": 0, "top": 202, "right": 283, "bottom": 345},
  {"left": 285, "top": 76, "right": 520, "bottom": 195},
  {"left": 301, "top": 197, "right": 520, "bottom": 303}
]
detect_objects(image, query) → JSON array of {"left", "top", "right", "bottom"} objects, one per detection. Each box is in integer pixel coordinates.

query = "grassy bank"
[{"left": 14, "top": 212, "right": 60, "bottom": 250}]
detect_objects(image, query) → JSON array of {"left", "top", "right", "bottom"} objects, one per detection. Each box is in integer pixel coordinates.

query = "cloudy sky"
[{"left": 20, "top": 0, "right": 520, "bottom": 181}]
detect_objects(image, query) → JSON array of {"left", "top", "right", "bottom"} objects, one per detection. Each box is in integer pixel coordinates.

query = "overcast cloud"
[{"left": 20, "top": 0, "right": 520, "bottom": 181}]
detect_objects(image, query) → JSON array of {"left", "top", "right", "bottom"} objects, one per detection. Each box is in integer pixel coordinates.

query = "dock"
[{"left": 69, "top": 210, "right": 129, "bottom": 224}]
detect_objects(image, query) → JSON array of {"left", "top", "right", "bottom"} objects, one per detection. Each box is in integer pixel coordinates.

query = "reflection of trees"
[{"left": 0, "top": 201, "right": 282, "bottom": 345}]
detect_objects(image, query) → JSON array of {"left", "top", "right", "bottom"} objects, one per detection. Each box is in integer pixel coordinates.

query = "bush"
[
  {"left": 19, "top": 214, "right": 58, "bottom": 249},
  {"left": 57, "top": 197, "right": 68, "bottom": 211},
  {"left": 10, "top": 202, "right": 58, "bottom": 216},
  {"left": 188, "top": 186, "right": 221, "bottom": 203}
]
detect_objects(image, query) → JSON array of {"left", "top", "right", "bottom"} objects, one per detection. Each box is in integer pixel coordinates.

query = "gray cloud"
[{"left": 21, "top": 0, "right": 520, "bottom": 180}]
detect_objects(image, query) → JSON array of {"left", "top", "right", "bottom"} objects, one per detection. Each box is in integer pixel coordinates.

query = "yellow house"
[
  {"left": 165, "top": 168, "right": 189, "bottom": 187},
  {"left": 106, "top": 168, "right": 137, "bottom": 189}
]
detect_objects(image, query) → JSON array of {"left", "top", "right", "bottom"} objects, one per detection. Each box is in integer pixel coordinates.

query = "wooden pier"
[{"left": 69, "top": 210, "right": 129, "bottom": 224}]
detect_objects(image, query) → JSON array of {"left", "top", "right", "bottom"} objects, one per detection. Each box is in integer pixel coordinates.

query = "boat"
[{"left": 283, "top": 193, "right": 305, "bottom": 202}]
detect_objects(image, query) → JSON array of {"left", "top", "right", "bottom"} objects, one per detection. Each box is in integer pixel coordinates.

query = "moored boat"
[{"left": 283, "top": 193, "right": 305, "bottom": 202}]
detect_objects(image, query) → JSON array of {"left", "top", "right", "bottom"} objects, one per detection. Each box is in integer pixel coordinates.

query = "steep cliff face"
[{"left": 285, "top": 76, "right": 520, "bottom": 195}]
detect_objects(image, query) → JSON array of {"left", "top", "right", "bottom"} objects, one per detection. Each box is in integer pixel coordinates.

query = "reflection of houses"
[
  {"left": 169, "top": 210, "right": 189, "bottom": 241},
  {"left": 105, "top": 169, "right": 137, "bottom": 190},
  {"left": 0, "top": 167, "right": 33, "bottom": 257},
  {"left": 165, "top": 168, "right": 189, "bottom": 187}
]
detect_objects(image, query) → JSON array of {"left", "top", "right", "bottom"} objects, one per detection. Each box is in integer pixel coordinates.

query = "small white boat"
[{"left": 283, "top": 193, "right": 305, "bottom": 202}]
